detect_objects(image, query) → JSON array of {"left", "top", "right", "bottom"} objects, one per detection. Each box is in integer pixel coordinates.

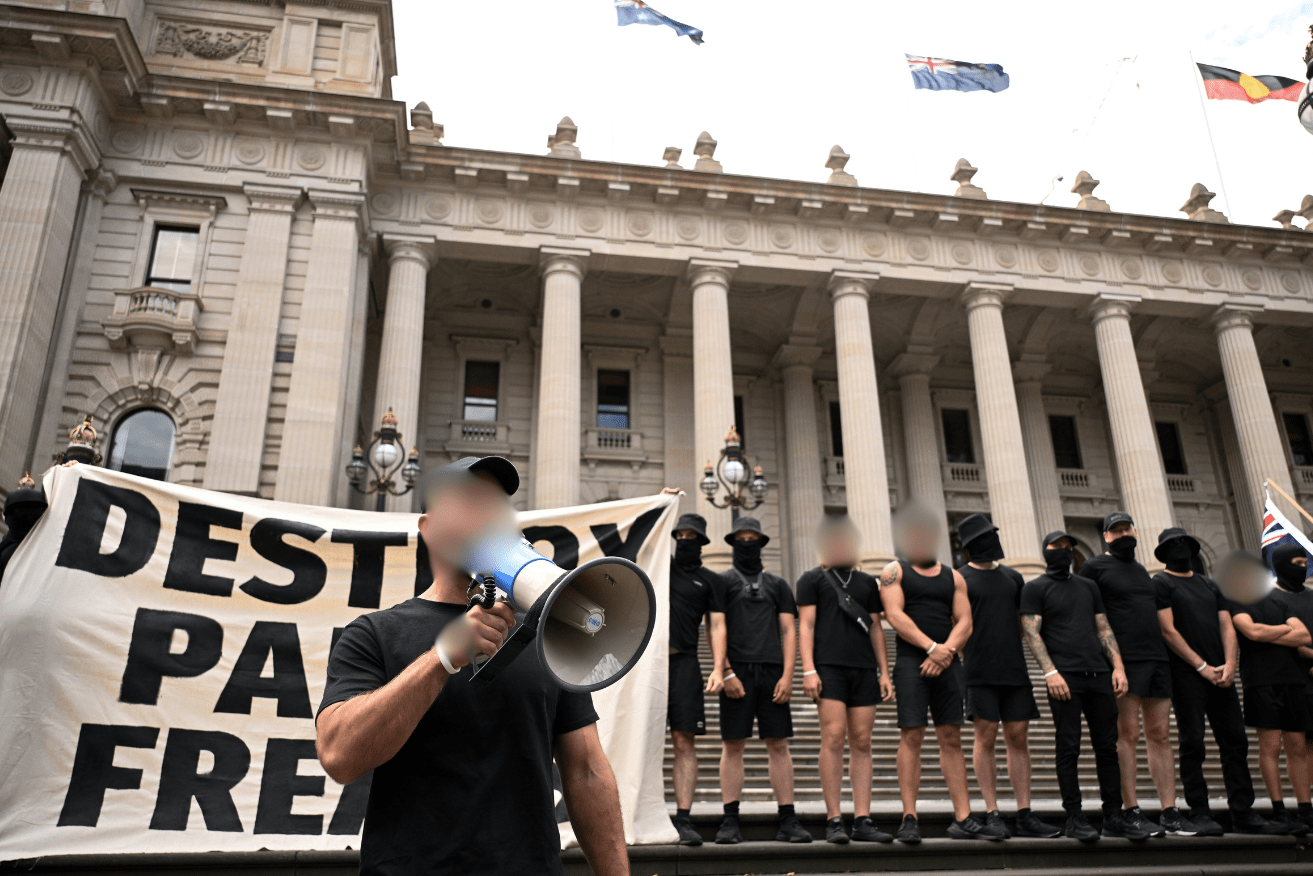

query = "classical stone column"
[
  {"left": 888, "top": 353, "right": 950, "bottom": 563},
  {"left": 1212, "top": 306, "right": 1299, "bottom": 525},
  {"left": 775, "top": 344, "right": 825, "bottom": 578},
  {"left": 690, "top": 260, "right": 738, "bottom": 562},
  {"left": 829, "top": 272, "right": 894, "bottom": 566},
  {"left": 1013, "top": 360, "right": 1066, "bottom": 539},
  {"left": 532, "top": 248, "right": 589, "bottom": 510},
  {"left": 205, "top": 184, "right": 302, "bottom": 494},
  {"left": 274, "top": 191, "right": 366, "bottom": 506},
  {"left": 0, "top": 115, "right": 96, "bottom": 487},
  {"left": 1089, "top": 294, "right": 1174, "bottom": 566},
  {"left": 962, "top": 284, "right": 1043, "bottom": 575}
]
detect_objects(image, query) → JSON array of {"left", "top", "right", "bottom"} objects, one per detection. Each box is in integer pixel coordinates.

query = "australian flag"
[
  {"left": 614, "top": 1, "right": 704, "bottom": 44},
  {"left": 906, "top": 54, "right": 1010, "bottom": 93},
  {"left": 1260, "top": 496, "right": 1313, "bottom": 574}
]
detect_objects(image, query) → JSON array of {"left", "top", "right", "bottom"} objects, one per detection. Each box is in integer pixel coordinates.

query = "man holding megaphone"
[{"left": 315, "top": 456, "right": 630, "bottom": 876}]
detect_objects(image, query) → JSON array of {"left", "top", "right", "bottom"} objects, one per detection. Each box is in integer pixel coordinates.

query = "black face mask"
[
  {"left": 1159, "top": 540, "right": 1194, "bottom": 574},
  {"left": 1044, "top": 547, "right": 1073, "bottom": 579},
  {"left": 1108, "top": 535, "right": 1137, "bottom": 562},
  {"left": 966, "top": 531, "right": 1005, "bottom": 563},
  {"left": 674, "top": 539, "right": 702, "bottom": 571},
  {"left": 732, "top": 540, "right": 763, "bottom": 575},
  {"left": 1273, "top": 543, "right": 1309, "bottom": 592}
]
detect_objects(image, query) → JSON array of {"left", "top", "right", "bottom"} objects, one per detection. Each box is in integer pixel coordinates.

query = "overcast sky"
[{"left": 392, "top": 2, "right": 1313, "bottom": 228}]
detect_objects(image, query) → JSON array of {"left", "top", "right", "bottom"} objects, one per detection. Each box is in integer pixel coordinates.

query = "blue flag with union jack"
[
  {"left": 906, "top": 54, "right": 1010, "bottom": 93},
  {"left": 1260, "top": 495, "right": 1313, "bottom": 574},
  {"left": 614, "top": 1, "right": 703, "bottom": 44}
]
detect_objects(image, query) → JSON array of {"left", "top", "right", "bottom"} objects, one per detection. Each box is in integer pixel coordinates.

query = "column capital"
[
  {"left": 1086, "top": 292, "right": 1141, "bottom": 326},
  {"left": 307, "top": 189, "right": 368, "bottom": 237},
  {"left": 771, "top": 343, "right": 823, "bottom": 371},
  {"left": 383, "top": 233, "right": 438, "bottom": 270},
  {"left": 5, "top": 114, "right": 100, "bottom": 174},
  {"left": 243, "top": 183, "right": 304, "bottom": 214},
  {"left": 687, "top": 258, "right": 737, "bottom": 286},
  {"left": 539, "top": 246, "right": 590, "bottom": 279},
  {"left": 887, "top": 351, "right": 941, "bottom": 377},
  {"left": 961, "top": 281, "right": 1014, "bottom": 312},
  {"left": 1211, "top": 303, "right": 1263, "bottom": 335},
  {"left": 828, "top": 270, "right": 879, "bottom": 301}
]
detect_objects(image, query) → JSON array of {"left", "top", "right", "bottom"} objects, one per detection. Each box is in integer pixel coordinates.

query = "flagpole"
[
  {"left": 1188, "top": 50, "right": 1233, "bottom": 217},
  {"left": 1265, "top": 477, "right": 1313, "bottom": 528}
]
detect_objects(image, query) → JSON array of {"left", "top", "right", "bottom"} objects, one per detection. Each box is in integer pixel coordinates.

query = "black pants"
[
  {"left": 1049, "top": 671, "right": 1122, "bottom": 815},
  {"left": 1172, "top": 667, "right": 1254, "bottom": 815}
]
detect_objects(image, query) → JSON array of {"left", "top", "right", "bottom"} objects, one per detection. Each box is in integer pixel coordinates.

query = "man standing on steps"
[
  {"left": 712, "top": 516, "right": 810, "bottom": 845},
  {"left": 879, "top": 506, "right": 1006, "bottom": 843},
  {"left": 955, "top": 514, "right": 1061, "bottom": 840},
  {"left": 1020, "top": 531, "right": 1148, "bottom": 843},
  {"left": 1271, "top": 545, "right": 1313, "bottom": 831},
  {"left": 1079, "top": 512, "right": 1193, "bottom": 837},
  {"left": 666, "top": 512, "right": 724, "bottom": 846},
  {"left": 797, "top": 516, "right": 895, "bottom": 845},
  {"left": 1152, "top": 528, "right": 1286, "bottom": 837}
]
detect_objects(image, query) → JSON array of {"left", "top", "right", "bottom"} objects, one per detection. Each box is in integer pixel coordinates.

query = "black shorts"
[
  {"left": 894, "top": 660, "right": 964, "bottom": 728},
  {"left": 966, "top": 684, "right": 1041, "bottom": 723},
  {"left": 815, "top": 664, "right": 883, "bottom": 708},
  {"left": 1243, "top": 684, "right": 1312, "bottom": 732},
  {"left": 1123, "top": 661, "right": 1172, "bottom": 699},
  {"left": 719, "top": 662, "right": 794, "bottom": 740},
  {"left": 668, "top": 651, "right": 706, "bottom": 735}
]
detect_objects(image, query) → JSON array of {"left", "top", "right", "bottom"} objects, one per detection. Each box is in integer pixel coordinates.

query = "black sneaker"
[
  {"left": 1158, "top": 807, "right": 1200, "bottom": 837},
  {"left": 1123, "top": 806, "right": 1164, "bottom": 838},
  {"left": 986, "top": 809, "right": 1012, "bottom": 839},
  {"left": 1014, "top": 810, "right": 1062, "bottom": 838},
  {"left": 947, "top": 813, "right": 1007, "bottom": 841},
  {"left": 1064, "top": 813, "right": 1100, "bottom": 843},
  {"left": 776, "top": 814, "right": 812, "bottom": 843},
  {"left": 1271, "top": 808, "right": 1310, "bottom": 837},
  {"left": 1232, "top": 809, "right": 1286, "bottom": 835},
  {"left": 1298, "top": 809, "right": 1313, "bottom": 833},
  {"left": 1102, "top": 810, "right": 1151, "bottom": 842},
  {"left": 850, "top": 816, "right": 893, "bottom": 843},
  {"left": 896, "top": 814, "right": 922, "bottom": 844},
  {"left": 714, "top": 815, "right": 741, "bottom": 844},
  {"left": 1184, "top": 810, "right": 1224, "bottom": 837},
  {"left": 673, "top": 814, "right": 702, "bottom": 846},
  {"left": 825, "top": 816, "right": 850, "bottom": 844}
]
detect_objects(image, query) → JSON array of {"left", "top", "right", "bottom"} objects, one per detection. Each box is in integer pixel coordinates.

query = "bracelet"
[
  {"left": 803, "top": 670, "right": 817, "bottom": 677},
  {"left": 434, "top": 640, "right": 460, "bottom": 675},
  {"left": 724, "top": 672, "right": 737, "bottom": 681},
  {"left": 1196, "top": 662, "right": 1209, "bottom": 673},
  {"left": 927, "top": 642, "right": 938, "bottom": 655},
  {"left": 1043, "top": 669, "right": 1058, "bottom": 678}
]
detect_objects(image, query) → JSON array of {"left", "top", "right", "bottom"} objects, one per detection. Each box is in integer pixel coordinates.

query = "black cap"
[
  {"left": 672, "top": 512, "right": 710, "bottom": 546},
  {"left": 1153, "top": 527, "right": 1201, "bottom": 562},
  {"left": 419, "top": 456, "right": 519, "bottom": 511},
  {"left": 1102, "top": 511, "right": 1134, "bottom": 533},
  {"left": 956, "top": 513, "right": 997, "bottom": 547},
  {"left": 724, "top": 515, "right": 770, "bottom": 547},
  {"left": 1043, "top": 530, "right": 1075, "bottom": 549}
]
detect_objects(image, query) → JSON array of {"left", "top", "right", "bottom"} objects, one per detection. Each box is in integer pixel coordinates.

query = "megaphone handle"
[
  {"left": 470, "top": 587, "right": 551, "bottom": 684},
  {"left": 467, "top": 574, "right": 498, "bottom": 609}
]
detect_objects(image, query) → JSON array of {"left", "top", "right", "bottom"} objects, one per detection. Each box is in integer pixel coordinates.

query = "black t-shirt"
[
  {"left": 1079, "top": 553, "right": 1169, "bottom": 663},
  {"left": 1153, "top": 572, "right": 1228, "bottom": 671},
  {"left": 796, "top": 566, "right": 883, "bottom": 669},
  {"left": 959, "top": 564, "right": 1030, "bottom": 687},
  {"left": 1231, "top": 590, "right": 1305, "bottom": 688},
  {"left": 1275, "top": 586, "right": 1313, "bottom": 692},
  {"left": 1020, "top": 573, "right": 1110, "bottom": 675},
  {"left": 318, "top": 598, "right": 598, "bottom": 876},
  {"left": 669, "top": 560, "right": 720, "bottom": 656},
  {"left": 716, "top": 569, "right": 798, "bottom": 665},
  {"left": 894, "top": 562, "right": 957, "bottom": 669}
]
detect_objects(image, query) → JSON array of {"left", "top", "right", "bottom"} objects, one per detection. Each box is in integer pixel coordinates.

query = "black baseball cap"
[
  {"left": 1043, "top": 530, "right": 1076, "bottom": 548},
  {"left": 1102, "top": 511, "right": 1134, "bottom": 532},
  {"left": 420, "top": 456, "right": 519, "bottom": 510}
]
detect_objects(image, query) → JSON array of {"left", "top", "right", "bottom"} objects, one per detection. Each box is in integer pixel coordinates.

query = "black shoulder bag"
[{"left": 821, "top": 568, "right": 871, "bottom": 635}]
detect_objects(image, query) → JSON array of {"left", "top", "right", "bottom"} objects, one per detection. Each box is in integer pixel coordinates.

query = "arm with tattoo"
[
  {"left": 1094, "top": 613, "right": 1125, "bottom": 672},
  {"left": 1020, "top": 614, "right": 1054, "bottom": 674}
]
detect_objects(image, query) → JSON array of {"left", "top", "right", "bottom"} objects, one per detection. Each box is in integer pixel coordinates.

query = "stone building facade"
[{"left": 2, "top": 0, "right": 1312, "bottom": 581}]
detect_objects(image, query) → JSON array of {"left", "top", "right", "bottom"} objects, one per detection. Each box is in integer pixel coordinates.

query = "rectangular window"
[
  {"left": 462, "top": 361, "right": 500, "bottom": 422},
  {"left": 1048, "top": 415, "right": 1083, "bottom": 469},
  {"left": 1156, "top": 421, "right": 1187, "bottom": 475},
  {"left": 597, "top": 369, "right": 630, "bottom": 429},
  {"left": 1284, "top": 412, "right": 1313, "bottom": 467},
  {"left": 146, "top": 226, "right": 199, "bottom": 294},
  {"left": 734, "top": 394, "right": 745, "bottom": 451},
  {"left": 941, "top": 408, "right": 975, "bottom": 464},
  {"left": 829, "top": 401, "right": 844, "bottom": 458}
]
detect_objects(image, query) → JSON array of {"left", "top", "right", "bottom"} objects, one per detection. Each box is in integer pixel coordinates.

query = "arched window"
[{"left": 108, "top": 410, "right": 176, "bottom": 481}]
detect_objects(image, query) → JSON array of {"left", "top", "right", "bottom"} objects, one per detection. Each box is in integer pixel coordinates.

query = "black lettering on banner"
[
  {"left": 327, "top": 771, "right": 372, "bottom": 835},
  {"left": 522, "top": 525, "right": 579, "bottom": 571},
  {"left": 255, "top": 738, "right": 324, "bottom": 835},
  {"left": 149, "top": 729, "right": 250, "bottom": 832},
  {"left": 330, "top": 626, "right": 346, "bottom": 657},
  {"left": 590, "top": 508, "right": 664, "bottom": 562},
  {"left": 54, "top": 479, "right": 160, "bottom": 577},
  {"left": 120, "top": 609, "right": 224, "bottom": 705},
  {"left": 162, "top": 502, "right": 244, "bottom": 597},
  {"left": 240, "top": 518, "right": 328, "bottom": 605},
  {"left": 214, "top": 622, "right": 312, "bottom": 718},
  {"left": 330, "top": 530, "right": 409, "bottom": 608},
  {"left": 57, "top": 724, "right": 159, "bottom": 827}
]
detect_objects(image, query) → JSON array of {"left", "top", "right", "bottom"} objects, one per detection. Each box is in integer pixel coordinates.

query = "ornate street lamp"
[
  {"left": 346, "top": 408, "right": 422, "bottom": 511},
  {"left": 700, "top": 425, "right": 769, "bottom": 511},
  {"left": 60, "top": 415, "right": 101, "bottom": 465}
]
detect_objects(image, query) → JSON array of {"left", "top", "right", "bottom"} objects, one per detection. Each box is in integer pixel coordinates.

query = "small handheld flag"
[
  {"left": 1196, "top": 64, "right": 1301, "bottom": 103},
  {"left": 1260, "top": 494, "right": 1313, "bottom": 573},
  {"left": 614, "top": 1, "right": 703, "bottom": 45},
  {"left": 906, "top": 55, "right": 1010, "bottom": 93}
]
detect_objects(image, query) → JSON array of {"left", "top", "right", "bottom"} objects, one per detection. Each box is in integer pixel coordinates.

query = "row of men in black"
[{"left": 666, "top": 507, "right": 1313, "bottom": 846}]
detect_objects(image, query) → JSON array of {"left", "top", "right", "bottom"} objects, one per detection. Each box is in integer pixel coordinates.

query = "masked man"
[{"left": 1272, "top": 543, "right": 1313, "bottom": 830}]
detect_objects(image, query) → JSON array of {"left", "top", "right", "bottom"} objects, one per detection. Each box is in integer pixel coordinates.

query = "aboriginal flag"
[{"left": 1196, "top": 63, "right": 1301, "bottom": 103}]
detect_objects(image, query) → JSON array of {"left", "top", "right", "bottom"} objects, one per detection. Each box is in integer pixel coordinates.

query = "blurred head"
[
  {"left": 895, "top": 504, "right": 942, "bottom": 567},
  {"left": 817, "top": 517, "right": 860, "bottom": 568},
  {"left": 417, "top": 459, "right": 518, "bottom": 573},
  {"left": 1217, "top": 550, "right": 1272, "bottom": 606}
]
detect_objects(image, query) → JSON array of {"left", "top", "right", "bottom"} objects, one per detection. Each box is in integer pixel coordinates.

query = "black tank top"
[{"left": 895, "top": 561, "right": 956, "bottom": 663}]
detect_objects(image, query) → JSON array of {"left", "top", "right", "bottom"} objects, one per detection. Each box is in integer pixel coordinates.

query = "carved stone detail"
[{"left": 156, "top": 21, "right": 269, "bottom": 66}]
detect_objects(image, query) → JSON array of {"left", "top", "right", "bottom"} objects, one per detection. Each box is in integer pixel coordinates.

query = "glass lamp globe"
[
  {"left": 372, "top": 441, "right": 400, "bottom": 470},
  {"left": 722, "top": 458, "right": 747, "bottom": 487},
  {"left": 700, "top": 465, "right": 718, "bottom": 499}
]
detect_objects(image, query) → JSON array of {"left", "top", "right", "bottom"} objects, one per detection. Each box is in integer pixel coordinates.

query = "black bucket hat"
[
  {"left": 1154, "top": 527, "right": 1201, "bottom": 562},
  {"left": 672, "top": 512, "right": 710, "bottom": 546},
  {"left": 956, "top": 513, "right": 998, "bottom": 548},
  {"left": 724, "top": 515, "right": 771, "bottom": 547}
]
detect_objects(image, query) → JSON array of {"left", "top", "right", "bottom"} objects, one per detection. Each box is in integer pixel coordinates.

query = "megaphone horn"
[{"left": 463, "top": 536, "right": 657, "bottom": 693}]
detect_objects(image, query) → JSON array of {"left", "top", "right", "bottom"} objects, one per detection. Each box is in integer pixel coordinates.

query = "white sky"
[{"left": 393, "top": 1, "right": 1313, "bottom": 228}]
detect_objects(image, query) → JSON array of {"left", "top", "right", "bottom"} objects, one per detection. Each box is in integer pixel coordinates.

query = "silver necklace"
[{"left": 831, "top": 567, "right": 854, "bottom": 589}]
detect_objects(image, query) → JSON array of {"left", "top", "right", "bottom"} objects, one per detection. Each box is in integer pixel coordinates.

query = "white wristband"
[
  {"left": 927, "top": 642, "right": 938, "bottom": 655},
  {"left": 1044, "top": 669, "right": 1058, "bottom": 678},
  {"left": 803, "top": 670, "right": 818, "bottom": 677},
  {"left": 724, "top": 672, "right": 737, "bottom": 681},
  {"left": 434, "top": 639, "right": 460, "bottom": 675},
  {"left": 1196, "top": 662, "right": 1209, "bottom": 673}
]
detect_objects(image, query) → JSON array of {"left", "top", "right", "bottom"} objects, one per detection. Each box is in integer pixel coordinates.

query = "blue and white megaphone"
[{"left": 463, "top": 534, "right": 657, "bottom": 693}]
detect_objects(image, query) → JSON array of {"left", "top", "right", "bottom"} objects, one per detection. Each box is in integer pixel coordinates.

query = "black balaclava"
[
  {"left": 733, "top": 540, "right": 763, "bottom": 575},
  {"left": 674, "top": 538, "right": 702, "bottom": 571},
  {"left": 1108, "top": 535, "right": 1138, "bottom": 562},
  {"left": 1272, "top": 542, "right": 1309, "bottom": 592},
  {"left": 1042, "top": 532, "right": 1072, "bottom": 579},
  {"left": 965, "top": 531, "right": 1005, "bottom": 563},
  {"left": 1159, "top": 538, "right": 1195, "bottom": 574}
]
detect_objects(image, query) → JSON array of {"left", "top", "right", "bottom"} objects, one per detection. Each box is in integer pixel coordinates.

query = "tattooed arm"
[
  {"left": 1095, "top": 613, "right": 1129, "bottom": 696},
  {"left": 1022, "top": 614, "right": 1069, "bottom": 701}
]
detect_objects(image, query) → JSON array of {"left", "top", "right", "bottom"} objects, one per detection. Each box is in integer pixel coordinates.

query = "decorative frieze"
[{"left": 156, "top": 20, "right": 270, "bottom": 66}]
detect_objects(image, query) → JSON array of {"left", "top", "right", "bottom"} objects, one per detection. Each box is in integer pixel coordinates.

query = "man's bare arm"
[
  {"left": 870, "top": 613, "right": 890, "bottom": 677},
  {"left": 1158, "top": 607, "right": 1206, "bottom": 668},
  {"left": 709, "top": 612, "right": 729, "bottom": 672},
  {"left": 557, "top": 723, "right": 628, "bottom": 876},
  {"left": 1020, "top": 614, "right": 1055, "bottom": 674},
  {"left": 1275, "top": 616, "right": 1313, "bottom": 648},
  {"left": 879, "top": 561, "right": 934, "bottom": 650},
  {"left": 1094, "top": 613, "right": 1125, "bottom": 671},
  {"left": 1232, "top": 612, "right": 1293, "bottom": 644},
  {"left": 944, "top": 569, "right": 973, "bottom": 654}
]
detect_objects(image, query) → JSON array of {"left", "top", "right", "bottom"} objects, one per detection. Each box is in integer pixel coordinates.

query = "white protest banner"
[{"left": 0, "top": 465, "right": 679, "bottom": 858}]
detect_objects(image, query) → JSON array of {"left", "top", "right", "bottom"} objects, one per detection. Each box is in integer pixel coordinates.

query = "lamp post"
[
  {"left": 60, "top": 415, "right": 101, "bottom": 465},
  {"left": 700, "top": 425, "right": 769, "bottom": 511},
  {"left": 345, "top": 408, "right": 422, "bottom": 511}
]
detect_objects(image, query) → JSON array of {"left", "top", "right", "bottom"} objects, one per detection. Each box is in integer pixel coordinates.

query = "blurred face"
[
  {"left": 820, "top": 528, "right": 858, "bottom": 568},
  {"left": 1103, "top": 522, "right": 1135, "bottom": 543},
  {"left": 895, "top": 512, "right": 940, "bottom": 566},
  {"left": 1217, "top": 552, "right": 1271, "bottom": 606},
  {"left": 674, "top": 529, "right": 699, "bottom": 540},
  {"left": 418, "top": 473, "right": 513, "bottom": 570}
]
